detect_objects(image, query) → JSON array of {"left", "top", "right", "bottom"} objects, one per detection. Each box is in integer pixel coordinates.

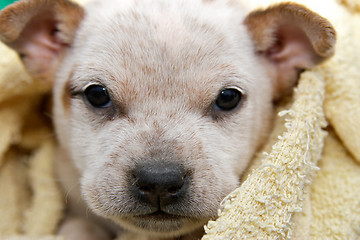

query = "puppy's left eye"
[
  {"left": 215, "top": 88, "right": 243, "bottom": 111},
  {"left": 84, "top": 84, "right": 111, "bottom": 108}
]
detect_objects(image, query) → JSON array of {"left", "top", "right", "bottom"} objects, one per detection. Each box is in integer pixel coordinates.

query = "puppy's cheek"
[
  {"left": 79, "top": 162, "right": 140, "bottom": 216},
  {"left": 191, "top": 167, "right": 239, "bottom": 215},
  {"left": 80, "top": 168, "right": 120, "bottom": 216},
  {"left": 53, "top": 86, "right": 86, "bottom": 160}
]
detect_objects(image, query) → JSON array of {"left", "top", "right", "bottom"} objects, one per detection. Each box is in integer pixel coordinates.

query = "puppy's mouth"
[
  {"left": 114, "top": 210, "right": 206, "bottom": 235},
  {"left": 139, "top": 210, "right": 182, "bottom": 221}
]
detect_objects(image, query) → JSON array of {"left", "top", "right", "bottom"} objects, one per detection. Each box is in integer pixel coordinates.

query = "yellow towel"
[
  {"left": 0, "top": 38, "right": 64, "bottom": 239},
  {"left": 0, "top": 0, "right": 359, "bottom": 239}
]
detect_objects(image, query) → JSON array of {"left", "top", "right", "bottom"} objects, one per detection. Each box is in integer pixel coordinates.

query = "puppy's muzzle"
[{"left": 133, "top": 162, "right": 188, "bottom": 210}]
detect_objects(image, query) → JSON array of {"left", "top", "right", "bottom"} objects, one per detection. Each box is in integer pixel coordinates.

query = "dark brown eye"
[
  {"left": 84, "top": 84, "right": 111, "bottom": 108},
  {"left": 215, "top": 88, "right": 243, "bottom": 111}
]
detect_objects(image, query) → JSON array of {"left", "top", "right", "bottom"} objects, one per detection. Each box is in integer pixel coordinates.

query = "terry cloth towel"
[{"left": 0, "top": 0, "right": 359, "bottom": 239}]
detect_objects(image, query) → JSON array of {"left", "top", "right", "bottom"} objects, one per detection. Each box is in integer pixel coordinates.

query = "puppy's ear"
[
  {"left": 244, "top": 3, "right": 336, "bottom": 100},
  {"left": 0, "top": 0, "right": 84, "bottom": 83}
]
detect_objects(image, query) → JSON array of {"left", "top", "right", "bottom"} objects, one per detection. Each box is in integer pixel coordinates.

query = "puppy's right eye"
[
  {"left": 215, "top": 88, "right": 244, "bottom": 111},
  {"left": 84, "top": 84, "right": 111, "bottom": 108}
]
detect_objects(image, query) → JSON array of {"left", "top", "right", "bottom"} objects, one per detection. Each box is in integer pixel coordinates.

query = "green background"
[{"left": 0, "top": 0, "right": 17, "bottom": 10}]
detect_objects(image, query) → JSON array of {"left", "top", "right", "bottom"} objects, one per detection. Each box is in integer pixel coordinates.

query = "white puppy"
[{"left": 0, "top": 0, "right": 335, "bottom": 239}]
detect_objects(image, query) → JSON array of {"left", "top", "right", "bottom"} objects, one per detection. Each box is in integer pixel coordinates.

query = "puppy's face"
[
  {"left": 0, "top": 0, "right": 335, "bottom": 237},
  {"left": 54, "top": 1, "right": 272, "bottom": 235}
]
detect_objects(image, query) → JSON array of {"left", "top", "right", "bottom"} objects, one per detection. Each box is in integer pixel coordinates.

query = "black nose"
[{"left": 133, "top": 162, "right": 187, "bottom": 208}]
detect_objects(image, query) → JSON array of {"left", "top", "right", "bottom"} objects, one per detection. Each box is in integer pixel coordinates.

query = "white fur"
[{"left": 53, "top": 0, "right": 273, "bottom": 239}]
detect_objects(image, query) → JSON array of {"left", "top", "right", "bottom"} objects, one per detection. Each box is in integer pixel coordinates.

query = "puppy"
[{"left": 0, "top": 0, "right": 335, "bottom": 239}]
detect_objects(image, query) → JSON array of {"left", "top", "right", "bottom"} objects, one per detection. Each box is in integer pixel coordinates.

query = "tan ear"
[
  {"left": 0, "top": 0, "right": 84, "bottom": 83},
  {"left": 244, "top": 3, "right": 336, "bottom": 100}
]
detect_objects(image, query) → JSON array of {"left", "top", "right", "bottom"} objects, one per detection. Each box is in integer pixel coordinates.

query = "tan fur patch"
[
  {"left": 0, "top": 0, "right": 84, "bottom": 84},
  {"left": 61, "top": 79, "right": 72, "bottom": 115},
  {"left": 55, "top": 0, "right": 85, "bottom": 44},
  {"left": 244, "top": 2, "right": 336, "bottom": 57},
  {"left": 0, "top": 0, "right": 83, "bottom": 43}
]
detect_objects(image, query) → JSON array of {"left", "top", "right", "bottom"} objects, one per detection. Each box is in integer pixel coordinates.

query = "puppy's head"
[{"left": 0, "top": 0, "right": 335, "bottom": 237}]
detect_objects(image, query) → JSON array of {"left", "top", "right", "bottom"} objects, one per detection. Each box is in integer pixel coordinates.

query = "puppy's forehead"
[{"left": 70, "top": 0, "right": 256, "bottom": 106}]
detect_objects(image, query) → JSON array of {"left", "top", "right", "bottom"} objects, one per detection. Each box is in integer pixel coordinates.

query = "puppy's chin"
[
  {"left": 82, "top": 186, "right": 210, "bottom": 237},
  {"left": 109, "top": 214, "right": 207, "bottom": 237}
]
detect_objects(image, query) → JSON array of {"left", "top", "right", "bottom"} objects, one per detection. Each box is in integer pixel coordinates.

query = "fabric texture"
[{"left": 0, "top": 0, "right": 359, "bottom": 239}]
